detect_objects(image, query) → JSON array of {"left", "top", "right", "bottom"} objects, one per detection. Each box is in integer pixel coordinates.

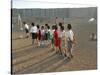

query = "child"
[
  {"left": 23, "top": 22, "right": 29, "bottom": 38},
  {"left": 47, "top": 25, "right": 51, "bottom": 46},
  {"left": 50, "top": 25, "right": 55, "bottom": 50},
  {"left": 30, "top": 22, "right": 35, "bottom": 45},
  {"left": 60, "top": 26, "right": 66, "bottom": 56},
  {"left": 58, "top": 23, "right": 63, "bottom": 54},
  {"left": 30, "top": 22, "right": 38, "bottom": 46},
  {"left": 44, "top": 24, "right": 48, "bottom": 45},
  {"left": 41, "top": 26, "right": 45, "bottom": 47},
  {"left": 65, "top": 24, "right": 76, "bottom": 59},
  {"left": 37, "top": 25, "right": 41, "bottom": 47},
  {"left": 53, "top": 25, "right": 59, "bottom": 53}
]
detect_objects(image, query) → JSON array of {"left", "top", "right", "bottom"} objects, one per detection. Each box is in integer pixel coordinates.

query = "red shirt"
[{"left": 54, "top": 30, "right": 59, "bottom": 47}]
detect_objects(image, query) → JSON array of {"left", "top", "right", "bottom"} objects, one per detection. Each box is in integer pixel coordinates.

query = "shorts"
[
  {"left": 58, "top": 37, "right": 61, "bottom": 46},
  {"left": 61, "top": 39, "right": 65, "bottom": 48},
  {"left": 67, "top": 41, "right": 72, "bottom": 50},
  {"left": 25, "top": 29, "right": 29, "bottom": 33},
  {"left": 45, "top": 33, "right": 48, "bottom": 40},
  {"left": 32, "top": 33, "right": 37, "bottom": 39}
]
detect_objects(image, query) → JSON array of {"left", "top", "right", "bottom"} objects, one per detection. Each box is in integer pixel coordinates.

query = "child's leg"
[
  {"left": 61, "top": 48, "right": 65, "bottom": 56},
  {"left": 47, "top": 40, "right": 51, "bottom": 47},
  {"left": 64, "top": 48, "right": 68, "bottom": 57},
  {"left": 54, "top": 46, "right": 57, "bottom": 53},
  {"left": 57, "top": 47, "right": 59, "bottom": 53},
  {"left": 71, "top": 44, "right": 74, "bottom": 56},
  {"left": 51, "top": 39, "right": 54, "bottom": 50},
  {"left": 37, "top": 39, "right": 40, "bottom": 46},
  {"left": 59, "top": 38, "right": 62, "bottom": 53},
  {"left": 68, "top": 49, "right": 72, "bottom": 58},
  {"left": 66, "top": 41, "right": 72, "bottom": 58}
]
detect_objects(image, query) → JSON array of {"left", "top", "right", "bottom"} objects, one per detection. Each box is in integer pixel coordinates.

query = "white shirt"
[
  {"left": 41, "top": 29, "right": 45, "bottom": 35},
  {"left": 66, "top": 30, "right": 74, "bottom": 41},
  {"left": 30, "top": 26, "right": 37, "bottom": 33},
  {"left": 48, "top": 29, "right": 51, "bottom": 33},
  {"left": 25, "top": 24, "right": 29, "bottom": 29},
  {"left": 61, "top": 30, "right": 65, "bottom": 38},
  {"left": 50, "top": 29, "right": 55, "bottom": 38}
]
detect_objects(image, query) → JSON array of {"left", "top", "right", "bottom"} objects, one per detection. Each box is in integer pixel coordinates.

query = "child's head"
[
  {"left": 23, "top": 22, "right": 26, "bottom": 25},
  {"left": 47, "top": 26, "right": 50, "bottom": 29},
  {"left": 37, "top": 25, "right": 40, "bottom": 29},
  {"left": 45, "top": 24, "right": 48, "bottom": 27},
  {"left": 31, "top": 22, "right": 34, "bottom": 26},
  {"left": 41, "top": 26, "right": 44, "bottom": 30},
  {"left": 61, "top": 26, "right": 64, "bottom": 31},
  {"left": 67, "top": 24, "right": 72, "bottom": 30},
  {"left": 52, "top": 25, "right": 54, "bottom": 30},
  {"left": 59, "top": 22, "right": 62, "bottom": 27},
  {"left": 54, "top": 25, "right": 58, "bottom": 30}
]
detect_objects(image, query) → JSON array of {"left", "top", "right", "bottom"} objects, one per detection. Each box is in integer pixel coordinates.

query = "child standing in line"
[
  {"left": 44, "top": 24, "right": 48, "bottom": 45},
  {"left": 53, "top": 25, "right": 59, "bottom": 53},
  {"left": 58, "top": 23, "right": 63, "bottom": 54},
  {"left": 47, "top": 25, "right": 51, "bottom": 46},
  {"left": 50, "top": 25, "right": 55, "bottom": 50},
  {"left": 60, "top": 26, "right": 66, "bottom": 56},
  {"left": 41, "top": 26, "right": 45, "bottom": 47},
  {"left": 30, "top": 22, "right": 35, "bottom": 45},
  {"left": 37, "top": 25, "right": 41, "bottom": 47},
  {"left": 30, "top": 22, "right": 38, "bottom": 46},
  {"left": 65, "top": 24, "right": 76, "bottom": 59}
]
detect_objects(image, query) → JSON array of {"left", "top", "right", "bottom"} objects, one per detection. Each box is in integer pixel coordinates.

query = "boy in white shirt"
[
  {"left": 23, "top": 22, "right": 29, "bottom": 38},
  {"left": 65, "top": 24, "right": 76, "bottom": 59},
  {"left": 58, "top": 23, "right": 63, "bottom": 54},
  {"left": 30, "top": 22, "right": 38, "bottom": 45}
]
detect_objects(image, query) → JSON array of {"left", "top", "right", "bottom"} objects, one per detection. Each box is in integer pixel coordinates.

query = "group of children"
[{"left": 23, "top": 22, "right": 76, "bottom": 59}]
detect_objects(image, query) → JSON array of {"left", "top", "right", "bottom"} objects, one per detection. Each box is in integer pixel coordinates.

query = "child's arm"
[
  {"left": 73, "top": 32, "right": 77, "bottom": 45},
  {"left": 64, "top": 32, "right": 67, "bottom": 47}
]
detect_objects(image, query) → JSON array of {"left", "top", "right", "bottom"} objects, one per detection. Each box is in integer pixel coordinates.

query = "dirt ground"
[{"left": 12, "top": 23, "right": 97, "bottom": 74}]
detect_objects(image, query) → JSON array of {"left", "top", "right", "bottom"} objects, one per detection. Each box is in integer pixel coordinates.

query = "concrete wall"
[
  {"left": 12, "top": 7, "right": 97, "bottom": 24},
  {"left": 69, "top": 7, "right": 97, "bottom": 18}
]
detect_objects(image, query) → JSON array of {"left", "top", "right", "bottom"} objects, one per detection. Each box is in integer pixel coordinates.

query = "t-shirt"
[
  {"left": 50, "top": 29, "right": 55, "bottom": 38},
  {"left": 25, "top": 24, "right": 29, "bottom": 30},
  {"left": 47, "top": 29, "right": 51, "bottom": 40},
  {"left": 41, "top": 29, "right": 45, "bottom": 35},
  {"left": 66, "top": 30, "right": 74, "bottom": 42},
  {"left": 30, "top": 26, "right": 37, "bottom": 33}
]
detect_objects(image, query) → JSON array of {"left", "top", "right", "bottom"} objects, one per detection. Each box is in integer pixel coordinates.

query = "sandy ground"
[{"left": 12, "top": 22, "right": 97, "bottom": 74}]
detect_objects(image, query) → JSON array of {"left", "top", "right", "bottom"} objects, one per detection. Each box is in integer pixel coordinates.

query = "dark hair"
[
  {"left": 23, "top": 22, "right": 26, "bottom": 24},
  {"left": 52, "top": 25, "right": 54, "bottom": 29},
  {"left": 45, "top": 24, "right": 48, "bottom": 27},
  {"left": 31, "top": 22, "right": 34, "bottom": 26},
  {"left": 61, "top": 26, "right": 64, "bottom": 31},
  {"left": 41, "top": 26, "right": 44, "bottom": 29},
  {"left": 37, "top": 25, "right": 40, "bottom": 29},
  {"left": 59, "top": 22, "right": 62, "bottom": 26},
  {"left": 47, "top": 26, "right": 50, "bottom": 29},
  {"left": 67, "top": 24, "right": 72, "bottom": 30},
  {"left": 54, "top": 25, "right": 58, "bottom": 30}
]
